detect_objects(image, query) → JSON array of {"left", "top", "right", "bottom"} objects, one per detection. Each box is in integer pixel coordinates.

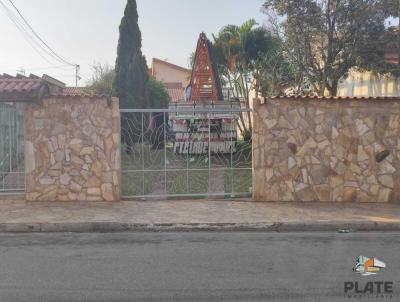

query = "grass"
[{"left": 121, "top": 141, "right": 252, "bottom": 197}]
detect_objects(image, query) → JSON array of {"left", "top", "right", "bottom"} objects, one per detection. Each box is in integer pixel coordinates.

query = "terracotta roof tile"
[
  {"left": 0, "top": 75, "right": 42, "bottom": 93},
  {"left": 262, "top": 95, "right": 400, "bottom": 103},
  {"left": 0, "top": 74, "right": 44, "bottom": 102},
  {"left": 50, "top": 87, "right": 106, "bottom": 98},
  {"left": 385, "top": 52, "right": 400, "bottom": 65},
  {"left": 164, "top": 82, "right": 185, "bottom": 102},
  {"left": 0, "top": 74, "right": 103, "bottom": 102},
  {"left": 55, "top": 87, "right": 87, "bottom": 96}
]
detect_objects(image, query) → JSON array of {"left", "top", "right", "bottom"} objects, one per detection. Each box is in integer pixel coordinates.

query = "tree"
[
  {"left": 146, "top": 77, "right": 171, "bottom": 108},
  {"left": 114, "top": 0, "right": 148, "bottom": 108},
  {"left": 211, "top": 20, "right": 291, "bottom": 137},
  {"left": 86, "top": 63, "right": 170, "bottom": 108},
  {"left": 243, "top": 27, "right": 296, "bottom": 96},
  {"left": 86, "top": 63, "right": 115, "bottom": 95},
  {"left": 263, "top": 0, "right": 398, "bottom": 96},
  {"left": 146, "top": 77, "right": 171, "bottom": 149}
]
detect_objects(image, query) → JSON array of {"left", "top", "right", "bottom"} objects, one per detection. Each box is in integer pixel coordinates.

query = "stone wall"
[
  {"left": 25, "top": 96, "right": 120, "bottom": 201},
  {"left": 253, "top": 97, "right": 400, "bottom": 202}
]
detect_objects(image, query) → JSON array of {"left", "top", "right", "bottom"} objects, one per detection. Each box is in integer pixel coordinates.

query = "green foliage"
[
  {"left": 146, "top": 77, "right": 171, "bottom": 109},
  {"left": 114, "top": 0, "right": 149, "bottom": 108},
  {"left": 263, "top": 0, "right": 399, "bottom": 96},
  {"left": 86, "top": 63, "right": 115, "bottom": 95},
  {"left": 211, "top": 20, "right": 291, "bottom": 137},
  {"left": 86, "top": 65, "right": 170, "bottom": 109},
  {"left": 240, "top": 128, "right": 252, "bottom": 142},
  {"left": 212, "top": 20, "right": 291, "bottom": 97},
  {"left": 370, "top": 26, "right": 400, "bottom": 77}
]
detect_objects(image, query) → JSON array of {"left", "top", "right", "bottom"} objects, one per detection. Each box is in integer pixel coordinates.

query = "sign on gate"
[{"left": 172, "top": 118, "right": 237, "bottom": 155}]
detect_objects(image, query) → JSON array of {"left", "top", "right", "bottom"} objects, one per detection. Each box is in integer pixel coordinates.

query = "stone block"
[
  {"left": 60, "top": 174, "right": 71, "bottom": 186},
  {"left": 87, "top": 188, "right": 101, "bottom": 196},
  {"left": 39, "top": 177, "right": 55, "bottom": 185},
  {"left": 101, "top": 183, "right": 114, "bottom": 201},
  {"left": 342, "top": 187, "right": 357, "bottom": 202},
  {"left": 377, "top": 188, "right": 392, "bottom": 202},
  {"left": 296, "top": 187, "right": 316, "bottom": 201},
  {"left": 378, "top": 175, "right": 394, "bottom": 188},
  {"left": 80, "top": 147, "right": 95, "bottom": 156},
  {"left": 314, "top": 185, "right": 330, "bottom": 201}
]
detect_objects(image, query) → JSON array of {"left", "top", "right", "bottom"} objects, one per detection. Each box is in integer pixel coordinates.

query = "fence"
[
  {"left": 120, "top": 106, "right": 252, "bottom": 199},
  {"left": 0, "top": 103, "right": 25, "bottom": 193},
  {"left": 0, "top": 102, "right": 253, "bottom": 199}
]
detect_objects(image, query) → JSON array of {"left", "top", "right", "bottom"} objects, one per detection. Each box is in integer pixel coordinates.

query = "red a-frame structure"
[{"left": 188, "top": 32, "right": 223, "bottom": 102}]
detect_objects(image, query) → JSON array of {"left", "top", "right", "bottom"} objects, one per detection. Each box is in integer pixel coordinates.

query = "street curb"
[{"left": 0, "top": 221, "right": 400, "bottom": 233}]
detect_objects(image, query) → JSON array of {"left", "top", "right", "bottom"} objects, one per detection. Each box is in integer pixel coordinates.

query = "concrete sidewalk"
[{"left": 0, "top": 198, "right": 400, "bottom": 232}]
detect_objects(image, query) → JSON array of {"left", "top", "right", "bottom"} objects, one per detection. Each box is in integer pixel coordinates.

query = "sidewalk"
[{"left": 0, "top": 198, "right": 400, "bottom": 232}]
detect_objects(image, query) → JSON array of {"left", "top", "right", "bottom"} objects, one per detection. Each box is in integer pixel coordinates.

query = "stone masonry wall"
[
  {"left": 253, "top": 97, "right": 400, "bottom": 202},
  {"left": 25, "top": 97, "right": 120, "bottom": 201}
]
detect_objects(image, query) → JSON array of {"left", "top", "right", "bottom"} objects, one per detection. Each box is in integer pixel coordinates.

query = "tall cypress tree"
[{"left": 114, "top": 0, "right": 148, "bottom": 109}]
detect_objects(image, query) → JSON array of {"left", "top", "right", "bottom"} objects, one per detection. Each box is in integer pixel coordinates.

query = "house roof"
[
  {"left": 58, "top": 87, "right": 85, "bottom": 96},
  {"left": 151, "top": 58, "right": 190, "bottom": 74},
  {"left": 51, "top": 87, "right": 99, "bottom": 98},
  {"left": 0, "top": 74, "right": 47, "bottom": 102},
  {"left": 385, "top": 52, "right": 400, "bottom": 65},
  {"left": 0, "top": 74, "right": 42, "bottom": 92},
  {"left": 164, "top": 82, "right": 185, "bottom": 102},
  {"left": 262, "top": 95, "right": 400, "bottom": 103},
  {"left": 0, "top": 74, "right": 102, "bottom": 102}
]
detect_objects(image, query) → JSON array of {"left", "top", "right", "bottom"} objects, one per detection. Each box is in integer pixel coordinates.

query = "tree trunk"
[
  {"left": 331, "top": 78, "right": 339, "bottom": 96},
  {"left": 243, "top": 73, "right": 252, "bottom": 133}
]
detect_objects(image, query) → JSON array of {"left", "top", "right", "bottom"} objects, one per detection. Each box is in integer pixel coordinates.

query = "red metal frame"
[{"left": 189, "top": 33, "right": 221, "bottom": 102}]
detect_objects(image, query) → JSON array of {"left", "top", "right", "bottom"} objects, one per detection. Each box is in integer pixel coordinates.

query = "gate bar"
[{"left": 120, "top": 108, "right": 252, "bottom": 113}]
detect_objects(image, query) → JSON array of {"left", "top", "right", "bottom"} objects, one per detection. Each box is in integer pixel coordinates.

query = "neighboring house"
[
  {"left": 149, "top": 58, "right": 191, "bottom": 102},
  {"left": 337, "top": 70, "right": 400, "bottom": 97},
  {"left": 338, "top": 27, "right": 400, "bottom": 97}
]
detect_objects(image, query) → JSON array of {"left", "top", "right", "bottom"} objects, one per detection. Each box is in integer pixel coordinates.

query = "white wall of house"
[
  {"left": 152, "top": 60, "right": 190, "bottom": 87},
  {"left": 338, "top": 70, "right": 400, "bottom": 97}
]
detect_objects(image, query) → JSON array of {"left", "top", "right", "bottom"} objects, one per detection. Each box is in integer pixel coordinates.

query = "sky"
[{"left": 0, "top": 0, "right": 266, "bottom": 86}]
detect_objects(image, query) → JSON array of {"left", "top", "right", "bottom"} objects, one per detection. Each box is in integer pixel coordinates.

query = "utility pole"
[{"left": 75, "top": 64, "right": 81, "bottom": 87}]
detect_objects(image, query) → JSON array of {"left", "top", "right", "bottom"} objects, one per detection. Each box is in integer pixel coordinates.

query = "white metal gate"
[
  {"left": 0, "top": 103, "right": 25, "bottom": 194},
  {"left": 120, "top": 105, "right": 252, "bottom": 199}
]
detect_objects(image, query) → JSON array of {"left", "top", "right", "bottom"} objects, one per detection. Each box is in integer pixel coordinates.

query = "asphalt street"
[{"left": 0, "top": 232, "right": 398, "bottom": 302}]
